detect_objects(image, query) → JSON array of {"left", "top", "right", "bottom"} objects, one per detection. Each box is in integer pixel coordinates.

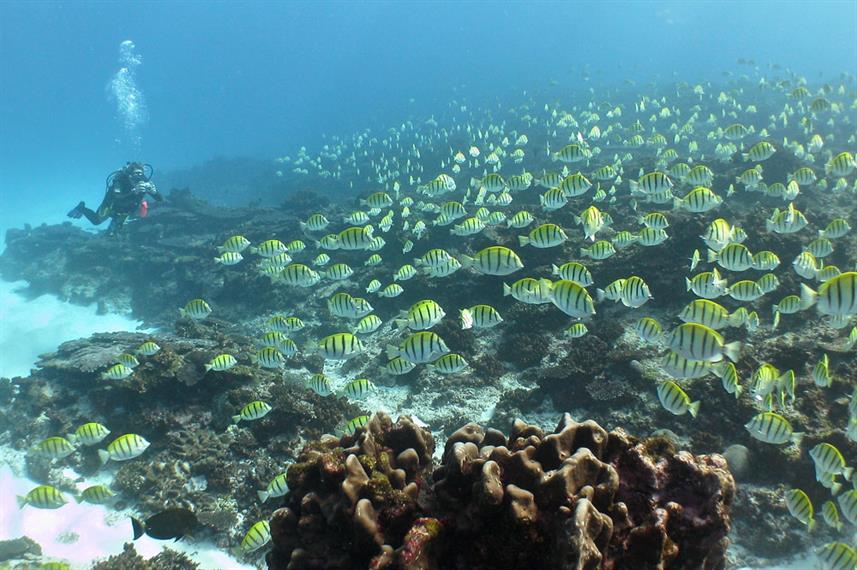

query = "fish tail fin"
[
  {"left": 830, "top": 481, "right": 842, "bottom": 496},
  {"left": 688, "top": 401, "right": 701, "bottom": 419},
  {"left": 791, "top": 431, "right": 805, "bottom": 448},
  {"left": 551, "top": 264, "right": 560, "bottom": 276},
  {"left": 517, "top": 235, "right": 529, "bottom": 247},
  {"left": 723, "top": 341, "right": 742, "bottom": 363},
  {"left": 16, "top": 495, "right": 26, "bottom": 508},
  {"left": 385, "top": 344, "right": 399, "bottom": 359},
  {"left": 844, "top": 467, "right": 854, "bottom": 481},
  {"left": 231, "top": 415, "right": 241, "bottom": 424},
  {"left": 132, "top": 517, "right": 145, "bottom": 540},
  {"left": 502, "top": 283, "right": 512, "bottom": 297},
  {"left": 706, "top": 249, "right": 718, "bottom": 263},
  {"left": 596, "top": 289, "right": 606, "bottom": 303},
  {"left": 257, "top": 490, "right": 269, "bottom": 503},
  {"left": 394, "top": 319, "right": 409, "bottom": 330},
  {"left": 98, "top": 449, "right": 110, "bottom": 466},
  {"left": 458, "top": 254, "right": 473, "bottom": 269},
  {"left": 685, "top": 277, "right": 692, "bottom": 292},
  {"left": 729, "top": 310, "right": 745, "bottom": 328},
  {"left": 204, "top": 363, "right": 213, "bottom": 372},
  {"left": 800, "top": 283, "right": 817, "bottom": 309}
]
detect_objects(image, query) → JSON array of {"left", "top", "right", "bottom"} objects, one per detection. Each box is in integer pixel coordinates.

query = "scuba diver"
[{"left": 67, "top": 161, "right": 163, "bottom": 235}]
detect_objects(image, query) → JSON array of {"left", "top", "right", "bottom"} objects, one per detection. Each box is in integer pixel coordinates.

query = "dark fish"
[{"left": 132, "top": 508, "right": 199, "bottom": 541}]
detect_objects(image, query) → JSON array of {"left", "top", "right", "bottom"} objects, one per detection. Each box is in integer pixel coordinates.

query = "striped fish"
[
  {"left": 233, "top": 400, "right": 272, "bottom": 423},
  {"left": 32, "top": 436, "right": 76, "bottom": 460},
  {"left": 343, "top": 379, "right": 376, "bottom": 398},
  {"left": 384, "top": 357, "right": 416, "bottom": 375},
  {"left": 744, "top": 412, "right": 803, "bottom": 445},
  {"left": 657, "top": 380, "right": 700, "bottom": 418},
  {"left": 679, "top": 299, "right": 744, "bottom": 330},
  {"left": 818, "top": 542, "right": 857, "bottom": 570},
  {"left": 427, "top": 353, "right": 469, "bottom": 374},
  {"left": 205, "top": 354, "right": 237, "bottom": 372},
  {"left": 801, "top": 272, "right": 857, "bottom": 317},
  {"left": 395, "top": 300, "right": 446, "bottom": 331},
  {"left": 460, "top": 246, "right": 524, "bottom": 276},
  {"left": 630, "top": 171, "right": 673, "bottom": 194},
  {"left": 660, "top": 351, "right": 716, "bottom": 379},
  {"left": 241, "top": 520, "right": 271, "bottom": 553},
  {"left": 634, "top": 317, "right": 663, "bottom": 343},
  {"left": 674, "top": 187, "right": 722, "bottom": 212},
  {"left": 810, "top": 443, "right": 853, "bottom": 479},
  {"left": 251, "top": 347, "right": 285, "bottom": 369},
  {"left": 337, "top": 226, "right": 375, "bottom": 250},
  {"left": 78, "top": 484, "right": 116, "bottom": 505},
  {"left": 249, "top": 239, "right": 288, "bottom": 257},
  {"left": 518, "top": 223, "right": 568, "bottom": 248},
  {"left": 318, "top": 333, "right": 364, "bottom": 360},
  {"left": 17, "top": 485, "right": 68, "bottom": 509},
  {"left": 98, "top": 434, "right": 150, "bottom": 465},
  {"left": 68, "top": 422, "right": 110, "bottom": 446},
  {"left": 551, "top": 262, "right": 593, "bottom": 286},
  {"left": 838, "top": 490, "right": 857, "bottom": 525},
  {"left": 550, "top": 280, "right": 596, "bottom": 319},
  {"left": 666, "top": 323, "right": 741, "bottom": 362},
  {"left": 279, "top": 264, "right": 321, "bottom": 287},
  {"left": 387, "top": 331, "right": 449, "bottom": 364},
  {"left": 504, "top": 278, "right": 554, "bottom": 305},
  {"left": 784, "top": 488, "right": 815, "bottom": 531},
  {"left": 708, "top": 243, "right": 753, "bottom": 271},
  {"left": 619, "top": 276, "right": 652, "bottom": 308},
  {"left": 460, "top": 304, "right": 503, "bottom": 329},
  {"left": 258, "top": 473, "right": 289, "bottom": 503}
]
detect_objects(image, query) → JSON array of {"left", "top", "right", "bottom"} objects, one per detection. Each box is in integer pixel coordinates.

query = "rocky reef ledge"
[{"left": 267, "top": 412, "right": 735, "bottom": 570}]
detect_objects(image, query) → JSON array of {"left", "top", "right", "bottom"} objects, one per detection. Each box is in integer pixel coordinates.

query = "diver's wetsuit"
[{"left": 70, "top": 165, "right": 163, "bottom": 234}]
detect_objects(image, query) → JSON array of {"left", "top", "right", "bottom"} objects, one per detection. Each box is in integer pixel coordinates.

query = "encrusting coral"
[{"left": 267, "top": 411, "right": 735, "bottom": 570}]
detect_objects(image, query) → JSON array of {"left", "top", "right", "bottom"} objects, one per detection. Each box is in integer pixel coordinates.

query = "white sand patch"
[{"left": 0, "top": 279, "right": 146, "bottom": 379}]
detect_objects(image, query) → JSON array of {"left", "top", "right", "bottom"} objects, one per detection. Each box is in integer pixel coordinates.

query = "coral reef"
[
  {"left": 90, "top": 542, "right": 199, "bottom": 570},
  {"left": 0, "top": 328, "right": 361, "bottom": 549},
  {"left": 267, "top": 412, "right": 735, "bottom": 570}
]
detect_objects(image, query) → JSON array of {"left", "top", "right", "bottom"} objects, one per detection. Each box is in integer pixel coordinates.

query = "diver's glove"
[{"left": 67, "top": 201, "right": 86, "bottom": 219}]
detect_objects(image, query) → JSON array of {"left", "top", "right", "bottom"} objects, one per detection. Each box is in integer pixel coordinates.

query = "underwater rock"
[
  {"left": 266, "top": 412, "right": 735, "bottom": 570},
  {"left": 722, "top": 443, "right": 751, "bottom": 481},
  {"left": 0, "top": 536, "right": 41, "bottom": 562}
]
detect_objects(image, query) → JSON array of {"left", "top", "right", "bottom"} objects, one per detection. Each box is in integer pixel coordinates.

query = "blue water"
[{"left": 1, "top": 1, "right": 855, "bottom": 233}]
